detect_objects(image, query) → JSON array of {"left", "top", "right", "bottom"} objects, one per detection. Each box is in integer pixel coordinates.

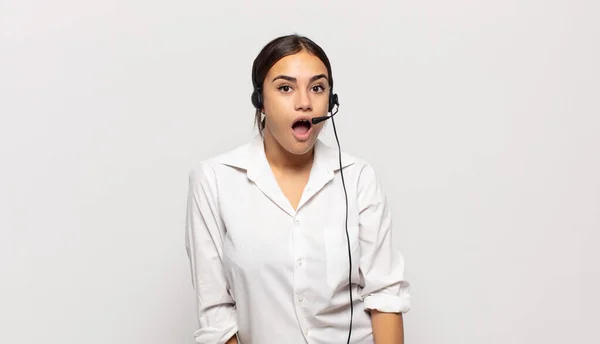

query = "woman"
[{"left": 185, "top": 34, "right": 411, "bottom": 344}]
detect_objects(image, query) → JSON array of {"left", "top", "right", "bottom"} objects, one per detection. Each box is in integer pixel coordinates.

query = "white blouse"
[{"left": 185, "top": 134, "right": 411, "bottom": 344}]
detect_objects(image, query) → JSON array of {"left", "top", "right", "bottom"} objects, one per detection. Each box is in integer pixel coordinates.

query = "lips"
[{"left": 291, "top": 117, "right": 313, "bottom": 141}]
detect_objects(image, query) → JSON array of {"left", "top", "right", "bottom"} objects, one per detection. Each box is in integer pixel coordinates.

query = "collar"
[
  {"left": 218, "top": 133, "right": 355, "bottom": 178},
  {"left": 218, "top": 133, "right": 355, "bottom": 216}
]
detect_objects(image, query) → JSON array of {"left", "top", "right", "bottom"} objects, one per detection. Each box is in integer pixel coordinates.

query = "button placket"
[{"left": 292, "top": 212, "right": 311, "bottom": 339}]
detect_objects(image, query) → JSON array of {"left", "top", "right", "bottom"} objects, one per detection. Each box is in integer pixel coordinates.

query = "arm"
[
  {"left": 356, "top": 164, "right": 411, "bottom": 344},
  {"left": 185, "top": 163, "right": 239, "bottom": 344},
  {"left": 371, "top": 311, "right": 404, "bottom": 344}
]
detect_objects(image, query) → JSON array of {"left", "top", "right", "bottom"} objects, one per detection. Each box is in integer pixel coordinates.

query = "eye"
[
  {"left": 278, "top": 85, "right": 292, "bottom": 93},
  {"left": 312, "top": 84, "right": 325, "bottom": 92}
]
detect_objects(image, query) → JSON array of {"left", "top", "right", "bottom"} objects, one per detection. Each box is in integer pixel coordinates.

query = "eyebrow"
[{"left": 271, "top": 74, "right": 328, "bottom": 83}]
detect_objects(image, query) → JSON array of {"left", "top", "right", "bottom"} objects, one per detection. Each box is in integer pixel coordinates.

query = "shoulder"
[
  {"left": 187, "top": 138, "right": 252, "bottom": 187},
  {"left": 316, "top": 140, "right": 387, "bottom": 206},
  {"left": 335, "top": 149, "right": 386, "bottom": 199},
  {"left": 332, "top": 147, "right": 381, "bottom": 186}
]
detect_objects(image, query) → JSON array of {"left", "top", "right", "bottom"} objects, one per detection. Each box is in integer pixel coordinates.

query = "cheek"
[
  {"left": 264, "top": 93, "right": 288, "bottom": 112},
  {"left": 314, "top": 94, "right": 330, "bottom": 112},
  {"left": 264, "top": 107, "right": 290, "bottom": 130},
  {"left": 264, "top": 98, "right": 293, "bottom": 119}
]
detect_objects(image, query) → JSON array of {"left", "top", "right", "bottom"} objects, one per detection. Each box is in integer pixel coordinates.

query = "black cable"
[{"left": 329, "top": 108, "right": 353, "bottom": 344}]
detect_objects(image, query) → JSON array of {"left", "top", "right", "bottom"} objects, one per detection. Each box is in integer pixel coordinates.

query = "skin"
[
  {"left": 226, "top": 50, "right": 404, "bottom": 343},
  {"left": 261, "top": 50, "right": 330, "bottom": 210},
  {"left": 261, "top": 50, "right": 329, "bottom": 170},
  {"left": 371, "top": 310, "right": 405, "bottom": 344}
]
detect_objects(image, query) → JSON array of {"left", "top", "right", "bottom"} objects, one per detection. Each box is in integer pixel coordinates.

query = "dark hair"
[{"left": 251, "top": 34, "right": 334, "bottom": 136}]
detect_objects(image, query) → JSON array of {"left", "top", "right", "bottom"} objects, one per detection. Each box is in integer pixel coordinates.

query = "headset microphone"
[
  {"left": 311, "top": 110, "right": 338, "bottom": 125},
  {"left": 311, "top": 93, "right": 339, "bottom": 125}
]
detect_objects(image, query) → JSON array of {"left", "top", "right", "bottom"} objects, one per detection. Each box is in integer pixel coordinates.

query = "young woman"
[{"left": 185, "top": 34, "right": 411, "bottom": 344}]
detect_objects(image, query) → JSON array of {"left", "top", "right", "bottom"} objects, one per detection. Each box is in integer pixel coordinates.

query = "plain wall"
[{"left": 1, "top": 0, "right": 598, "bottom": 343}]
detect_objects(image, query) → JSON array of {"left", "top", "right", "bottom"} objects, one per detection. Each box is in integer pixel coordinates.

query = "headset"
[{"left": 251, "top": 83, "right": 353, "bottom": 344}]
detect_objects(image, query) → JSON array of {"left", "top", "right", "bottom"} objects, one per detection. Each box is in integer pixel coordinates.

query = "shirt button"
[
  {"left": 297, "top": 258, "right": 303, "bottom": 266},
  {"left": 297, "top": 295, "right": 304, "bottom": 302},
  {"left": 294, "top": 219, "right": 300, "bottom": 225}
]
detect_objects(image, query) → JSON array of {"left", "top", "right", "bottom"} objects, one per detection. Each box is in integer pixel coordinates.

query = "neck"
[{"left": 263, "top": 128, "right": 314, "bottom": 172}]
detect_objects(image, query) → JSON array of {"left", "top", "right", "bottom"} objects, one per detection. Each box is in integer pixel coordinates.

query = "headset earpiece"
[
  {"left": 328, "top": 91, "right": 339, "bottom": 113},
  {"left": 251, "top": 87, "right": 263, "bottom": 110}
]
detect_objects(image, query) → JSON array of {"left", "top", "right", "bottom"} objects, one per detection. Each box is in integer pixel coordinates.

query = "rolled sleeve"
[
  {"left": 362, "top": 281, "right": 411, "bottom": 313},
  {"left": 185, "top": 163, "right": 238, "bottom": 343},
  {"left": 356, "top": 163, "right": 412, "bottom": 314}
]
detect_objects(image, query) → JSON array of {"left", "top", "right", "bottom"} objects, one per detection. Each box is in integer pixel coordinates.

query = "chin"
[
  {"left": 286, "top": 136, "right": 317, "bottom": 155},
  {"left": 267, "top": 125, "right": 319, "bottom": 156}
]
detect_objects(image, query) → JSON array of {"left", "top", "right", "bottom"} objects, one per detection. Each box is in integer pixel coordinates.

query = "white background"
[{"left": 1, "top": 0, "right": 598, "bottom": 343}]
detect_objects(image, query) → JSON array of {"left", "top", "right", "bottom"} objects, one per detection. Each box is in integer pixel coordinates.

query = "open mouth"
[{"left": 292, "top": 119, "right": 312, "bottom": 136}]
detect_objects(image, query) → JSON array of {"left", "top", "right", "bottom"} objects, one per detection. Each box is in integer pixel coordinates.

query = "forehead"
[{"left": 266, "top": 51, "right": 328, "bottom": 80}]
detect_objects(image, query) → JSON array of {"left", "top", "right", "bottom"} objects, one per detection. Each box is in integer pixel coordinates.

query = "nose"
[{"left": 294, "top": 89, "right": 312, "bottom": 111}]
